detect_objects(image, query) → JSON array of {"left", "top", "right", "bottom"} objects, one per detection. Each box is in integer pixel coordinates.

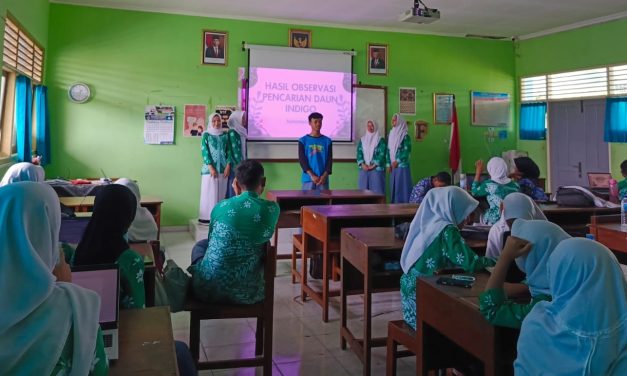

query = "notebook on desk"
[{"left": 71, "top": 264, "right": 120, "bottom": 360}]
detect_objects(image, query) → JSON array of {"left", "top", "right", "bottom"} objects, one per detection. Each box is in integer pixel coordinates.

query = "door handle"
[{"left": 578, "top": 162, "right": 582, "bottom": 178}]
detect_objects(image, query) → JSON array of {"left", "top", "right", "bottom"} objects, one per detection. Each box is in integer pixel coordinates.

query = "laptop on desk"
[{"left": 71, "top": 264, "right": 120, "bottom": 360}]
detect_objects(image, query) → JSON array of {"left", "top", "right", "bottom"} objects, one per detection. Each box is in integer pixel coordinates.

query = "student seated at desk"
[
  {"left": 114, "top": 178, "right": 158, "bottom": 242},
  {"left": 480, "top": 220, "right": 570, "bottom": 329},
  {"left": 399, "top": 186, "right": 495, "bottom": 329},
  {"left": 515, "top": 238, "right": 627, "bottom": 375},
  {"left": 0, "top": 161, "right": 45, "bottom": 186},
  {"left": 511, "top": 156, "right": 548, "bottom": 201},
  {"left": 619, "top": 159, "right": 627, "bottom": 200},
  {"left": 189, "top": 160, "right": 279, "bottom": 304},
  {"left": 74, "top": 184, "right": 145, "bottom": 309},
  {"left": 0, "top": 182, "right": 107, "bottom": 375},
  {"left": 486, "top": 193, "right": 547, "bottom": 259},
  {"left": 408, "top": 171, "right": 451, "bottom": 204},
  {"left": 471, "top": 157, "right": 519, "bottom": 225}
]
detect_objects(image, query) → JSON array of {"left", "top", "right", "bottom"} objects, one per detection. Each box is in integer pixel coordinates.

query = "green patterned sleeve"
[
  {"left": 383, "top": 139, "right": 391, "bottom": 168},
  {"left": 223, "top": 133, "right": 231, "bottom": 167},
  {"left": 229, "top": 130, "right": 243, "bottom": 166},
  {"left": 442, "top": 226, "right": 495, "bottom": 272},
  {"left": 117, "top": 250, "right": 146, "bottom": 309},
  {"left": 479, "top": 288, "right": 551, "bottom": 329},
  {"left": 356, "top": 141, "right": 365, "bottom": 166},
  {"left": 471, "top": 180, "right": 488, "bottom": 197},
  {"left": 201, "top": 133, "right": 215, "bottom": 168},
  {"left": 396, "top": 135, "right": 411, "bottom": 163},
  {"left": 91, "top": 328, "right": 109, "bottom": 375}
]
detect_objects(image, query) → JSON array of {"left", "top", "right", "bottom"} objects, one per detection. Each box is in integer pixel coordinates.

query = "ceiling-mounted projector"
[{"left": 399, "top": 0, "right": 440, "bottom": 24}]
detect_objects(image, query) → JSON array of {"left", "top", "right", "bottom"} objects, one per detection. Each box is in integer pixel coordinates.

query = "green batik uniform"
[
  {"left": 228, "top": 129, "right": 244, "bottom": 167},
  {"left": 471, "top": 180, "right": 519, "bottom": 225},
  {"left": 393, "top": 135, "right": 411, "bottom": 168},
  {"left": 201, "top": 132, "right": 230, "bottom": 175},
  {"left": 400, "top": 225, "right": 495, "bottom": 329},
  {"left": 51, "top": 327, "right": 109, "bottom": 375},
  {"left": 356, "top": 138, "right": 390, "bottom": 171},
  {"left": 618, "top": 178, "right": 627, "bottom": 200},
  {"left": 190, "top": 191, "right": 280, "bottom": 304},
  {"left": 479, "top": 288, "right": 551, "bottom": 329},
  {"left": 117, "top": 249, "right": 145, "bottom": 309}
]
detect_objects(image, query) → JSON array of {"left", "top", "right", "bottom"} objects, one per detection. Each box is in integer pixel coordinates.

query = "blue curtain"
[
  {"left": 34, "top": 85, "right": 51, "bottom": 165},
  {"left": 519, "top": 102, "right": 547, "bottom": 140},
  {"left": 604, "top": 97, "right": 627, "bottom": 143},
  {"left": 14, "top": 75, "right": 33, "bottom": 162}
]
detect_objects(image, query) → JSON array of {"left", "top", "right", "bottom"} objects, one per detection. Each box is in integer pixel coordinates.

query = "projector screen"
[{"left": 247, "top": 45, "right": 354, "bottom": 143}]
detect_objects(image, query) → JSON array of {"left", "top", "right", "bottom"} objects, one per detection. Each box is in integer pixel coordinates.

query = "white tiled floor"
[{"left": 161, "top": 230, "right": 416, "bottom": 376}]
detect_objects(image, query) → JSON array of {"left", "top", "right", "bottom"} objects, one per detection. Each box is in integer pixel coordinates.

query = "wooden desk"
[
  {"left": 110, "top": 306, "right": 178, "bottom": 375},
  {"left": 59, "top": 195, "right": 164, "bottom": 239},
  {"left": 538, "top": 203, "right": 619, "bottom": 237},
  {"left": 340, "top": 227, "right": 405, "bottom": 376},
  {"left": 416, "top": 274, "right": 520, "bottom": 376},
  {"left": 266, "top": 190, "right": 385, "bottom": 259},
  {"left": 300, "top": 203, "right": 418, "bottom": 322},
  {"left": 589, "top": 215, "right": 627, "bottom": 262}
]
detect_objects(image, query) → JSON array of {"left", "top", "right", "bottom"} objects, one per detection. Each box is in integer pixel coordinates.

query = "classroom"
[{"left": 1, "top": 0, "right": 626, "bottom": 375}]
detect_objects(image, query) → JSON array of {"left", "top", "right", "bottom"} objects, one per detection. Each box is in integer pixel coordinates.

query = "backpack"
[{"left": 555, "top": 187, "right": 595, "bottom": 207}]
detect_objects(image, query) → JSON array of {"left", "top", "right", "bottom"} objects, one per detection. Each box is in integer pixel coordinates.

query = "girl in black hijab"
[
  {"left": 74, "top": 184, "right": 146, "bottom": 308},
  {"left": 513, "top": 157, "right": 548, "bottom": 201}
]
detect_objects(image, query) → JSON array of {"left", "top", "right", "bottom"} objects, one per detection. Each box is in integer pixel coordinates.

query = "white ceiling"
[{"left": 51, "top": 0, "right": 627, "bottom": 39}]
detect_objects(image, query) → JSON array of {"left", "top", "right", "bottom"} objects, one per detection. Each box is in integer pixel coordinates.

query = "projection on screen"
[{"left": 247, "top": 67, "right": 354, "bottom": 141}]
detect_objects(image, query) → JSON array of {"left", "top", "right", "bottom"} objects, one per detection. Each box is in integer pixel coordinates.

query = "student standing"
[
  {"left": 388, "top": 113, "right": 412, "bottom": 203},
  {"left": 399, "top": 186, "right": 495, "bottom": 329},
  {"left": 356, "top": 119, "right": 388, "bottom": 195},
  {"left": 472, "top": 157, "right": 519, "bottom": 225},
  {"left": 115, "top": 178, "right": 158, "bottom": 242},
  {"left": 225, "top": 110, "right": 247, "bottom": 198},
  {"left": 515, "top": 238, "right": 627, "bottom": 375},
  {"left": 409, "top": 171, "right": 451, "bottom": 204},
  {"left": 480, "top": 220, "right": 570, "bottom": 328},
  {"left": 299, "top": 112, "right": 332, "bottom": 190},
  {"left": 199, "top": 113, "right": 231, "bottom": 223},
  {"left": 0, "top": 182, "right": 107, "bottom": 376},
  {"left": 74, "top": 184, "right": 145, "bottom": 309}
]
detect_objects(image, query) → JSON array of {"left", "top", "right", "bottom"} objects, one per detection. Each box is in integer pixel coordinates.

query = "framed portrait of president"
[
  {"left": 203, "top": 30, "right": 228, "bottom": 66},
  {"left": 368, "top": 43, "right": 388, "bottom": 75}
]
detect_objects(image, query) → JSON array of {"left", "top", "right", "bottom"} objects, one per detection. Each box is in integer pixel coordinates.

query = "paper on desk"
[{"left": 144, "top": 105, "right": 175, "bottom": 145}]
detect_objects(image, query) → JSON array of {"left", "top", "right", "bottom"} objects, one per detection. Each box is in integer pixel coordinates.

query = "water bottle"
[
  {"left": 609, "top": 179, "right": 618, "bottom": 199},
  {"left": 622, "top": 197, "right": 627, "bottom": 228},
  {"left": 459, "top": 173, "right": 467, "bottom": 190}
]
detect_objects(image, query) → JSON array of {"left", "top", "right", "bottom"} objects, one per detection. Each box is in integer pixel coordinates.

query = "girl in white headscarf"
[
  {"left": 486, "top": 192, "right": 547, "bottom": 259},
  {"left": 115, "top": 178, "right": 159, "bottom": 241},
  {"left": 515, "top": 238, "right": 626, "bottom": 375},
  {"left": 356, "top": 119, "right": 388, "bottom": 195},
  {"left": 471, "top": 157, "right": 519, "bottom": 225},
  {"left": 199, "top": 112, "right": 231, "bottom": 223},
  {"left": 0, "top": 162, "right": 45, "bottom": 186},
  {"left": 0, "top": 182, "right": 108, "bottom": 375},
  {"left": 480, "top": 219, "right": 570, "bottom": 329},
  {"left": 388, "top": 113, "right": 412, "bottom": 203},
  {"left": 225, "top": 110, "right": 247, "bottom": 198},
  {"left": 399, "top": 186, "right": 495, "bottom": 329}
]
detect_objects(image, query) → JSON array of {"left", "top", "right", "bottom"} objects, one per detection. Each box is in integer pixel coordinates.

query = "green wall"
[
  {"left": 516, "top": 18, "right": 627, "bottom": 181},
  {"left": 0, "top": 0, "right": 49, "bottom": 176},
  {"left": 46, "top": 4, "right": 516, "bottom": 226}
]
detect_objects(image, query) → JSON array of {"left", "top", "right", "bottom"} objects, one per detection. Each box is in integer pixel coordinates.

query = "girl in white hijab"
[
  {"left": 226, "top": 110, "right": 247, "bottom": 198},
  {"left": 115, "top": 178, "right": 159, "bottom": 241},
  {"left": 388, "top": 113, "right": 412, "bottom": 203},
  {"left": 399, "top": 186, "right": 495, "bottom": 329},
  {"left": 199, "top": 112, "right": 231, "bottom": 223},
  {"left": 486, "top": 192, "right": 547, "bottom": 258},
  {"left": 0, "top": 162, "right": 45, "bottom": 186},
  {"left": 515, "top": 238, "right": 626, "bottom": 375},
  {"left": 480, "top": 219, "right": 571, "bottom": 329},
  {"left": 471, "top": 157, "right": 519, "bottom": 225},
  {"left": 0, "top": 182, "right": 107, "bottom": 375},
  {"left": 357, "top": 119, "right": 387, "bottom": 195}
]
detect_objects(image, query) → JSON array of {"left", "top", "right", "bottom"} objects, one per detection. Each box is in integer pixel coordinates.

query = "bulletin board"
[
  {"left": 470, "top": 91, "right": 510, "bottom": 127},
  {"left": 247, "top": 84, "right": 387, "bottom": 160}
]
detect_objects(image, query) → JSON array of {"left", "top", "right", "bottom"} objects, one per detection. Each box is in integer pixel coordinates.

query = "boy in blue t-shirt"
[{"left": 298, "top": 112, "right": 333, "bottom": 190}]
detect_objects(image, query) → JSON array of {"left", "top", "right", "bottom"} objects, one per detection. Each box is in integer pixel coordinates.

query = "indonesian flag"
[{"left": 449, "top": 101, "right": 461, "bottom": 175}]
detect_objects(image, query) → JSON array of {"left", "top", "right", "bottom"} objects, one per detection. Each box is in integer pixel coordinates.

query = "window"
[
  {"left": 609, "top": 64, "right": 627, "bottom": 96},
  {"left": 3, "top": 15, "right": 44, "bottom": 83},
  {"left": 520, "top": 75, "right": 547, "bottom": 102},
  {"left": 548, "top": 68, "right": 608, "bottom": 100}
]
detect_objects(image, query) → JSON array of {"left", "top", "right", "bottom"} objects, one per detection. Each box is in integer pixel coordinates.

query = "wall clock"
[{"left": 68, "top": 83, "right": 91, "bottom": 103}]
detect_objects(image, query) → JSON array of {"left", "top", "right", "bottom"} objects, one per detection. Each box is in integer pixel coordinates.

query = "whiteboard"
[{"left": 247, "top": 85, "right": 387, "bottom": 160}]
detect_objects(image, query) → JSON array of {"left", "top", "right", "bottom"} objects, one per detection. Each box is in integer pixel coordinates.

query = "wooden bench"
[{"left": 386, "top": 320, "right": 419, "bottom": 376}]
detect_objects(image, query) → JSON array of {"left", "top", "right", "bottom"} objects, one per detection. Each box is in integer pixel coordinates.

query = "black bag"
[
  {"left": 555, "top": 187, "right": 595, "bottom": 207},
  {"left": 309, "top": 254, "right": 324, "bottom": 279}
]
